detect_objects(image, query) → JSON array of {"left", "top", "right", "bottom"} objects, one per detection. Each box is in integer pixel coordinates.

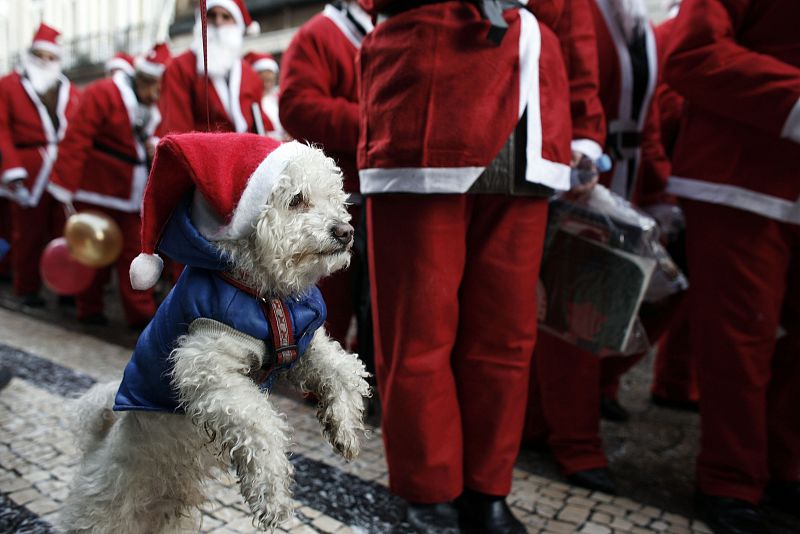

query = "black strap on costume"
[
  {"left": 381, "top": 0, "right": 510, "bottom": 45},
  {"left": 93, "top": 141, "right": 144, "bottom": 166},
  {"left": 14, "top": 142, "right": 47, "bottom": 149}
]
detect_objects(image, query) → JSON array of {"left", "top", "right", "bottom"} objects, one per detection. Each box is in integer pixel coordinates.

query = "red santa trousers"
[
  {"left": 684, "top": 199, "right": 800, "bottom": 502},
  {"left": 317, "top": 205, "right": 361, "bottom": 346},
  {"left": 368, "top": 194, "right": 547, "bottom": 502},
  {"left": 651, "top": 305, "right": 698, "bottom": 403},
  {"left": 74, "top": 204, "right": 155, "bottom": 327},
  {"left": 10, "top": 192, "right": 64, "bottom": 295}
]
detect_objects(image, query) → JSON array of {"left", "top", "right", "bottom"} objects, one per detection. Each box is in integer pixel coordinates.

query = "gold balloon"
[{"left": 64, "top": 211, "right": 123, "bottom": 268}]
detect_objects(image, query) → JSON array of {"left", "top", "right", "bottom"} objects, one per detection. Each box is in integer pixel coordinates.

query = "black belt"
[
  {"left": 93, "top": 141, "right": 144, "bottom": 166},
  {"left": 607, "top": 131, "right": 642, "bottom": 160},
  {"left": 14, "top": 142, "right": 48, "bottom": 149},
  {"left": 380, "top": 0, "right": 511, "bottom": 44}
]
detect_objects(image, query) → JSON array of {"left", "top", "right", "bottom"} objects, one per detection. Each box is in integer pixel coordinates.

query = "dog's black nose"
[{"left": 331, "top": 223, "right": 354, "bottom": 245}]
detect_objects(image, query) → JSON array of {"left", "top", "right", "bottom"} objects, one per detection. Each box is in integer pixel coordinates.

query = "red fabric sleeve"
[
  {"left": 664, "top": 0, "right": 800, "bottom": 139},
  {"left": 160, "top": 59, "right": 196, "bottom": 135},
  {"left": 279, "top": 26, "right": 359, "bottom": 153},
  {"left": 0, "top": 78, "right": 24, "bottom": 178},
  {"left": 556, "top": 0, "right": 606, "bottom": 146},
  {"left": 52, "top": 83, "right": 106, "bottom": 193}
]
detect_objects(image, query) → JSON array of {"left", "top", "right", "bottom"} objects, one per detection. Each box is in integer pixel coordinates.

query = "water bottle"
[{"left": 570, "top": 154, "right": 612, "bottom": 187}]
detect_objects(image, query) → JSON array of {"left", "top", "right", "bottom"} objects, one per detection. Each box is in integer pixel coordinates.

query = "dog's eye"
[{"left": 289, "top": 193, "right": 305, "bottom": 209}]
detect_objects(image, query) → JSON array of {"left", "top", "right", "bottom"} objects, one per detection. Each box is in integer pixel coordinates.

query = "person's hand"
[
  {"left": 566, "top": 150, "right": 598, "bottom": 198},
  {"left": 146, "top": 138, "right": 157, "bottom": 161},
  {"left": 7, "top": 180, "right": 31, "bottom": 207}
]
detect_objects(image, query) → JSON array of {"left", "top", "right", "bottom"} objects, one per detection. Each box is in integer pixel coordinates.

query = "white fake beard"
[
  {"left": 607, "top": 0, "right": 649, "bottom": 43},
  {"left": 192, "top": 22, "right": 243, "bottom": 78},
  {"left": 22, "top": 53, "right": 61, "bottom": 94}
]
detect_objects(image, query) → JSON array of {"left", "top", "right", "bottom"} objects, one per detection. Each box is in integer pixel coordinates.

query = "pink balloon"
[{"left": 40, "top": 237, "right": 97, "bottom": 295}]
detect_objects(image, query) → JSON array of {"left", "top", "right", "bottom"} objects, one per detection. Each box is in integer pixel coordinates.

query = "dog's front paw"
[{"left": 319, "top": 389, "right": 367, "bottom": 461}]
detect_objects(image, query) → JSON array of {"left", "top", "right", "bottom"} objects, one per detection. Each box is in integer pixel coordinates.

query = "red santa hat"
[
  {"left": 206, "top": 0, "right": 261, "bottom": 35},
  {"left": 130, "top": 133, "right": 311, "bottom": 290},
  {"left": 31, "top": 23, "right": 62, "bottom": 58},
  {"left": 244, "top": 51, "right": 279, "bottom": 74},
  {"left": 134, "top": 43, "right": 172, "bottom": 78},
  {"left": 105, "top": 52, "right": 135, "bottom": 76}
]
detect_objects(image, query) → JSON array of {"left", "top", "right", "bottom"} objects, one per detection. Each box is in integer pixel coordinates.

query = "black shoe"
[
  {"left": 600, "top": 396, "right": 630, "bottom": 422},
  {"left": 695, "top": 493, "right": 768, "bottom": 534},
  {"left": 406, "top": 502, "right": 460, "bottom": 534},
  {"left": 456, "top": 488, "right": 526, "bottom": 534},
  {"left": 21, "top": 293, "right": 45, "bottom": 307},
  {"left": 0, "top": 366, "right": 12, "bottom": 390},
  {"left": 763, "top": 480, "right": 800, "bottom": 518},
  {"left": 650, "top": 393, "right": 699, "bottom": 413},
  {"left": 78, "top": 313, "right": 109, "bottom": 326},
  {"left": 566, "top": 468, "right": 617, "bottom": 495}
]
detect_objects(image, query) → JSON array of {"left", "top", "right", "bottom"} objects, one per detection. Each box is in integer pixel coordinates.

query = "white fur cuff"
[{"left": 130, "top": 253, "right": 163, "bottom": 290}]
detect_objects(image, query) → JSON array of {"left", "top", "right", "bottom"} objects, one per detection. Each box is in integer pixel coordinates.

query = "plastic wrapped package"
[{"left": 537, "top": 185, "right": 688, "bottom": 356}]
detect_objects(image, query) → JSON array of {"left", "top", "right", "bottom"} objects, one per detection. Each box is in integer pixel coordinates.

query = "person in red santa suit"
[
  {"left": 279, "top": 1, "right": 374, "bottom": 354},
  {"left": 0, "top": 23, "right": 79, "bottom": 306},
  {"left": 358, "top": 0, "right": 604, "bottom": 531},
  {"left": 48, "top": 43, "right": 171, "bottom": 328},
  {"left": 243, "top": 52, "right": 286, "bottom": 140},
  {"left": 160, "top": 0, "right": 271, "bottom": 135},
  {"left": 525, "top": 0, "right": 680, "bottom": 495},
  {"left": 664, "top": 1, "right": 800, "bottom": 532}
]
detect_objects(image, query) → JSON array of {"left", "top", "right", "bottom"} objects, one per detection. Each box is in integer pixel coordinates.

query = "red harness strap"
[{"left": 217, "top": 273, "right": 298, "bottom": 385}]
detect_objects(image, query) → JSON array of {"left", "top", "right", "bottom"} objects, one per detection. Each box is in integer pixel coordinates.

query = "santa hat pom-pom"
[
  {"left": 246, "top": 21, "right": 261, "bottom": 36},
  {"left": 130, "top": 253, "right": 164, "bottom": 290}
]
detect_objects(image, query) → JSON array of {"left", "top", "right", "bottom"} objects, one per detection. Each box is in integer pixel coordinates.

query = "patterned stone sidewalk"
[{"left": 0, "top": 307, "right": 719, "bottom": 533}]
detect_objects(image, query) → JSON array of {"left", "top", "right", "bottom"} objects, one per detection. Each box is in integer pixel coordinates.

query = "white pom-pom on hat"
[
  {"left": 130, "top": 253, "right": 164, "bottom": 290},
  {"left": 246, "top": 21, "right": 261, "bottom": 36}
]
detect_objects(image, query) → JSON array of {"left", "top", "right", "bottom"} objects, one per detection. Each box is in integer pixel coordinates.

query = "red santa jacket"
[
  {"left": 280, "top": 3, "right": 372, "bottom": 194},
  {"left": 589, "top": 0, "right": 670, "bottom": 206},
  {"left": 50, "top": 72, "right": 160, "bottom": 213},
  {"left": 0, "top": 71, "right": 79, "bottom": 207},
  {"left": 664, "top": 0, "right": 800, "bottom": 224},
  {"left": 653, "top": 16, "right": 683, "bottom": 159},
  {"left": 160, "top": 50, "right": 271, "bottom": 135},
  {"left": 357, "top": 0, "right": 605, "bottom": 194}
]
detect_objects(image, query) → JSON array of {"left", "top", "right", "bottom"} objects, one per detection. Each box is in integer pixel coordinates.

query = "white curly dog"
[{"left": 59, "top": 141, "right": 371, "bottom": 533}]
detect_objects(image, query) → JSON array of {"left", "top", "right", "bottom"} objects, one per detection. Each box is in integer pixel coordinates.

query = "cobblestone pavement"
[{"left": 0, "top": 296, "right": 798, "bottom": 533}]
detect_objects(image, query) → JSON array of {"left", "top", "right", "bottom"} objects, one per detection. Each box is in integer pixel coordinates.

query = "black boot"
[
  {"left": 763, "top": 480, "right": 800, "bottom": 518},
  {"left": 405, "top": 502, "right": 460, "bottom": 534},
  {"left": 694, "top": 492, "right": 768, "bottom": 534},
  {"left": 456, "top": 488, "right": 526, "bottom": 534},
  {"left": 78, "top": 313, "right": 109, "bottom": 326},
  {"left": 566, "top": 468, "right": 617, "bottom": 495},
  {"left": 600, "top": 395, "right": 630, "bottom": 422}
]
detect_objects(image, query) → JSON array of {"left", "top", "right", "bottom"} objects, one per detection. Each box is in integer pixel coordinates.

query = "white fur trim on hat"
[
  {"left": 193, "top": 141, "right": 313, "bottom": 241},
  {"left": 106, "top": 57, "right": 135, "bottom": 76},
  {"left": 206, "top": 0, "right": 245, "bottom": 32},
  {"left": 31, "top": 40, "right": 61, "bottom": 57},
  {"left": 130, "top": 253, "right": 164, "bottom": 290},
  {"left": 252, "top": 57, "right": 278, "bottom": 73},
  {"left": 134, "top": 56, "right": 166, "bottom": 78}
]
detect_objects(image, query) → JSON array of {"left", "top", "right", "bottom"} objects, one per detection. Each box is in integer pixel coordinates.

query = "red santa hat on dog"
[
  {"left": 134, "top": 43, "right": 172, "bottom": 78},
  {"left": 206, "top": 0, "right": 261, "bottom": 35},
  {"left": 244, "top": 51, "right": 279, "bottom": 74},
  {"left": 130, "top": 133, "right": 310, "bottom": 290},
  {"left": 31, "top": 23, "right": 62, "bottom": 58}
]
